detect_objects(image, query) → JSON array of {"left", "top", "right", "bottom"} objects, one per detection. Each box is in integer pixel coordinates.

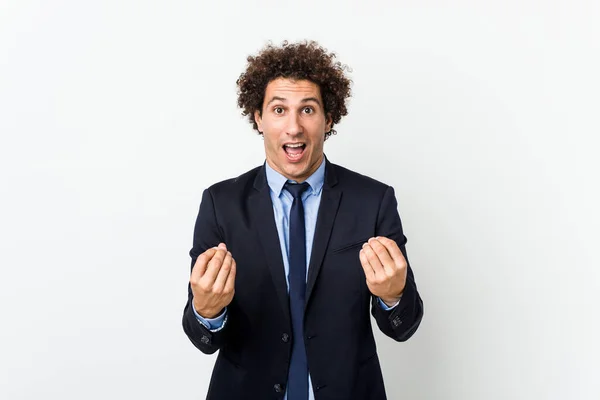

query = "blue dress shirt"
[{"left": 193, "top": 157, "right": 399, "bottom": 399}]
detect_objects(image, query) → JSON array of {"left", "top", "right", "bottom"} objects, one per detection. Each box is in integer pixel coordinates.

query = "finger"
[
  {"left": 191, "top": 248, "right": 218, "bottom": 280},
  {"left": 213, "top": 252, "right": 233, "bottom": 293},
  {"left": 362, "top": 243, "right": 385, "bottom": 277},
  {"left": 359, "top": 248, "right": 375, "bottom": 281},
  {"left": 376, "top": 236, "right": 406, "bottom": 264},
  {"left": 224, "top": 258, "right": 236, "bottom": 293},
  {"left": 368, "top": 238, "right": 395, "bottom": 275},
  {"left": 202, "top": 248, "right": 227, "bottom": 284},
  {"left": 218, "top": 242, "right": 227, "bottom": 251}
]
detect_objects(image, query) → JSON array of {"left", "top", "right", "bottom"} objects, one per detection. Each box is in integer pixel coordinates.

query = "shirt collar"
[{"left": 265, "top": 156, "right": 326, "bottom": 197}]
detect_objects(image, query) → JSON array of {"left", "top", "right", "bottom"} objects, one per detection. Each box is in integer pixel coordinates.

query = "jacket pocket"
[
  {"left": 352, "top": 353, "right": 386, "bottom": 400},
  {"left": 330, "top": 238, "right": 369, "bottom": 254}
]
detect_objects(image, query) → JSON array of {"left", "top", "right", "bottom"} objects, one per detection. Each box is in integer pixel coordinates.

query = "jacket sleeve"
[
  {"left": 182, "top": 188, "right": 229, "bottom": 354},
  {"left": 371, "top": 186, "right": 424, "bottom": 342}
]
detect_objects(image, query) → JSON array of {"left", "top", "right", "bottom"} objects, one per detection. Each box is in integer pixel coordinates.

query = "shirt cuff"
[
  {"left": 192, "top": 300, "right": 228, "bottom": 332},
  {"left": 377, "top": 295, "right": 402, "bottom": 311}
]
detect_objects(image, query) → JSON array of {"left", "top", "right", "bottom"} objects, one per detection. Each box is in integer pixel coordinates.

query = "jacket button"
[
  {"left": 200, "top": 335, "right": 210, "bottom": 344},
  {"left": 281, "top": 333, "right": 290, "bottom": 343},
  {"left": 274, "top": 384, "right": 283, "bottom": 393}
]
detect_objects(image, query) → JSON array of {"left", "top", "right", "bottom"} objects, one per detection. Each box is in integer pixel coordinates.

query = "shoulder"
[
  {"left": 205, "top": 165, "right": 262, "bottom": 197},
  {"left": 329, "top": 162, "right": 391, "bottom": 195}
]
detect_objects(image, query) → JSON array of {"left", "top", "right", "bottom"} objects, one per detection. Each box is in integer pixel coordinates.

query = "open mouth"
[{"left": 283, "top": 143, "right": 306, "bottom": 162}]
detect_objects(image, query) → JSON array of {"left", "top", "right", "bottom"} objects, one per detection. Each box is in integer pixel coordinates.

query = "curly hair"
[{"left": 236, "top": 40, "right": 352, "bottom": 140}]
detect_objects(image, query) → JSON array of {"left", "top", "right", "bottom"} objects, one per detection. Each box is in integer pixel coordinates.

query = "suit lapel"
[
  {"left": 305, "top": 159, "right": 342, "bottom": 305},
  {"left": 250, "top": 159, "right": 342, "bottom": 322},
  {"left": 250, "top": 165, "right": 291, "bottom": 327}
]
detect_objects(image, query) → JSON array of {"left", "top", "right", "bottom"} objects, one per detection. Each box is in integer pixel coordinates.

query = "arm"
[
  {"left": 370, "top": 186, "right": 424, "bottom": 342},
  {"left": 182, "top": 188, "right": 231, "bottom": 354}
]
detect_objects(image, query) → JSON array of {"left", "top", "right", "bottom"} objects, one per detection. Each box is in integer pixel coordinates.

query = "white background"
[{"left": 1, "top": 1, "right": 599, "bottom": 399}]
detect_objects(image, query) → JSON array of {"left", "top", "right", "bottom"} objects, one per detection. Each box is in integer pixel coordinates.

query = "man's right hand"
[{"left": 190, "top": 243, "right": 236, "bottom": 319}]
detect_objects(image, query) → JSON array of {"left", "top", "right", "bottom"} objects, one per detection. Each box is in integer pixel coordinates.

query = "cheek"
[
  {"left": 310, "top": 135, "right": 325, "bottom": 150},
  {"left": 264, "top": 134, "right": 281, "bottom": 153}
]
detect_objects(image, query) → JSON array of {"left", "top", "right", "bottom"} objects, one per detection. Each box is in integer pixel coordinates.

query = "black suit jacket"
[{"left": 182, "top": 158, "right": 424, "bottom": 400}]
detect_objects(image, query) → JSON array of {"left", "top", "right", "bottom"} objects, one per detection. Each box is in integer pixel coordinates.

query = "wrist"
[
  {"left": 381, "top": 297, "right": 400, "bottom": 307},
  {"left": 199, "top": 310, "right": 219, "bottom": 319},
  {"left": 193, "top": 302, "right": 222, "bottom": 319}
]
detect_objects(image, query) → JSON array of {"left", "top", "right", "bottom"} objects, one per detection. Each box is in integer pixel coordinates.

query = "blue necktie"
[{"left": 284, "top": 182, "right": 310, "bottom": 400}]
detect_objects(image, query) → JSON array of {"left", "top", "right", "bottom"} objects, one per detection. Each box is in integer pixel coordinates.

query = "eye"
[
  {"left": 303, "top": 107, "right": 314, "bottom": 114},
  {"left": 274, "top": 107, "right": 284, "bottom": 114}
]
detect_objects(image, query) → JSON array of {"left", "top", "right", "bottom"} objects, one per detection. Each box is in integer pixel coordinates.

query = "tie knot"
[{"left": 284, "top": 182, "right": 310, "bottom": 199}]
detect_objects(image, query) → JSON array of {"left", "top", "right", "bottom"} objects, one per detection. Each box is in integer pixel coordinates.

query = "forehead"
[{"left": 264, "top": 78, "right": 322, "bottom": 102}]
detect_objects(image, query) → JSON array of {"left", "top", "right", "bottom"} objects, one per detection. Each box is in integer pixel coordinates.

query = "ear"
[
  {"left": 254, "top": 110, "right": 263, "bottom": 132},
  {"left": 325, "top": 112, "right": 333, "bottom": 133}
]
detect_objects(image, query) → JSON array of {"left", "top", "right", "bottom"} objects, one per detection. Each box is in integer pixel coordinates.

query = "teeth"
[{"left": 285, "top": 143, "right": 304, "bottom": 148}]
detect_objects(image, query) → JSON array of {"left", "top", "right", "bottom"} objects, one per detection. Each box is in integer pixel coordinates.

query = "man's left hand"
[{"left": 359, "top": 237, "right": 407, "bottom": 307}]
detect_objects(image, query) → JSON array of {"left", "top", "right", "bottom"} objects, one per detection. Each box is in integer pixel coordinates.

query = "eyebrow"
[{"left": 265, "top": 96, "right": 322, "bottom": 107}]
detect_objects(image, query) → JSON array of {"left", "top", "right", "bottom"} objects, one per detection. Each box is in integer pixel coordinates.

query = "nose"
[{"left": 285, "top": 112, "right": 303, "bottom": 136}]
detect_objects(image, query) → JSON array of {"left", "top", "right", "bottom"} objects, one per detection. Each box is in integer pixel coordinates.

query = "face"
[{"left": 254, "top": 78, "right": 332, "bottom": 183}]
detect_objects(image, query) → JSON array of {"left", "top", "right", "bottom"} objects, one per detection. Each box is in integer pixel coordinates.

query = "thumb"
[{"left": 217, "top": 242, "right": 227, "bottom": 250}]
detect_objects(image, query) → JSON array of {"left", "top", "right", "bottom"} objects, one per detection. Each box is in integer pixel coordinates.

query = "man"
[{"left": 182, "top": 40, "right": 424, "bottom": 400}]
